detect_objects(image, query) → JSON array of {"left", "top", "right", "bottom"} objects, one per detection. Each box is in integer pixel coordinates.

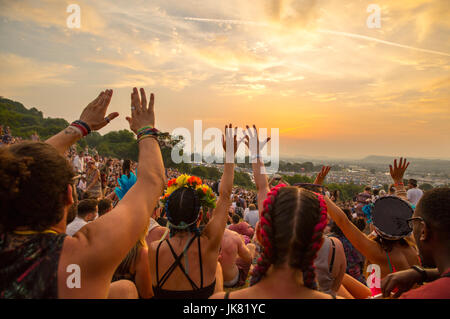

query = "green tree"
[{"left": 419, "top": 183, "right": 433, "bottom": 191}]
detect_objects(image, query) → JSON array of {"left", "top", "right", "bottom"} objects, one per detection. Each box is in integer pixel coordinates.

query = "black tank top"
[
  {"left": 153, "top": 234, "right": 216, "bottom": 299},
  {"left": 0, "top": 232, "right": 66, "bottom": 299}
]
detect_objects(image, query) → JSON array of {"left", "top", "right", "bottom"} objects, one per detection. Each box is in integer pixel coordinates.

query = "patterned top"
[
  {"left": 0, "top": 232, "right": 66, "bottom": 299},
  {"left": 86, "top": 168, "right": 102, "bottom": 197},
  {"left": 330, "top": 234, "right": 366, "bottom": 284}
]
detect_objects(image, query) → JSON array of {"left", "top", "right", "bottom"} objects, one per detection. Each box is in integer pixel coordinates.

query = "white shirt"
[
  {"left": 407, "top": 188, "right": 424, "bottom": 206},
  {"left": 66, "top": 216, "right": 88, "bottom": 236},
  {"left": 77, "top": 179, "right": 87, "bottom": 191},
  {"left": 73, "top": 155, "right": 84, "bottom": 173},
  {"left": 244, "top": 209, "right": 259, "bottom": 229}
]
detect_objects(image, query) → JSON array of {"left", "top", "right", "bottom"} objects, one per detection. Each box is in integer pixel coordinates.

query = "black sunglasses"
[{"left": 406, "top": 217, "right": 425, "bottom": 229}]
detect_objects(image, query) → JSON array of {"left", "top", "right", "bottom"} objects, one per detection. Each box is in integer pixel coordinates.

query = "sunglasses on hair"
[{"left": 294, "top": 183, "right": 326, "bottom": 195}]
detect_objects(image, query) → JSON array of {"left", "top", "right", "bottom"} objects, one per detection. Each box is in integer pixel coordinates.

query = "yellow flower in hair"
[
  {"left": 166, "top": 185, "right": 177, "bottom": 195},
  {"left": 176, "top": 174, "right": 189, "bottom": 186}
]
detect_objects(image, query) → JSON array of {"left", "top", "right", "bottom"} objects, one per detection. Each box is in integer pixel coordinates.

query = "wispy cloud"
[{"left": 0, "top": 53, "right": 74, "bottom": 91}]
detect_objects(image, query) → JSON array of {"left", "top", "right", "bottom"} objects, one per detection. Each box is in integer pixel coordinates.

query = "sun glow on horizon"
[{"left": 0, "top": 0, "right": 449, "bottom": 158}]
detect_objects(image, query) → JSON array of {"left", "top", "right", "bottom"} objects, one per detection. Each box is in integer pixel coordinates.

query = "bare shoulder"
[
  {"left": 209, "top": 291, "right": 226, "bottom": 299},
  {"left": 60, "top": 233, "right": 89, "bottom": 264},
  {"left": 331, "top": 237, "right": 345, "bottom": 252}
]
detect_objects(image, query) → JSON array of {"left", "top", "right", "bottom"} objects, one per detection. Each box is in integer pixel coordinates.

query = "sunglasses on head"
[{"left": 294, "top": 183, "right": 326, "bottom": 195}]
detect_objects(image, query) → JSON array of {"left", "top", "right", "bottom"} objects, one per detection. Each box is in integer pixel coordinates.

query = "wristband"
[
  {"left": 394, "top": 182, "right": 404, "bottom": 186},
  {"left": 411, "top": 265, "right": 427, "bottom": 284},
  {"left": 137, "top": 128, "right": 160, "bottom": 140},
  {"left": 68, "top": 125, "right": 84, "bottom": 137},
  {"left": 137, "top": 134, "right": 158, "bottom": 143},
  {"left": 137, "top": 125, "right": 154, "bottom": 134},
  {"left": 70, "top": 123, "right": 88, "bottom": 137},
  {"left": 72, "top": 120, "right": 91, "bottom": 135}
]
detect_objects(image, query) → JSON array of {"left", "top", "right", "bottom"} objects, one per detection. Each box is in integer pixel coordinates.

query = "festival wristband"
[
  {"left": 137, "top": 128, "right": 160, "bottom": 139},
  {"left": 70, "top": 123, "right": 88, "bottom": 137},
  {"left": 68, "top": 125, "right": 84, "bottom": 137},
  {"left": 72, "top": 120, "right": 91, "bottom": 135},
  {"left": 394, "top": 182, "right": 404, "bottom": 186},
  {"left": 137, "top": 125, "right": 154, "bottom": 134},
  {"left": 137, "top": 134, "right": 158, "bottom": 143}
]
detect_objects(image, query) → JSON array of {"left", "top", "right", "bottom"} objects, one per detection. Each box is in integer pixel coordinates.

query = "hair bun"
[{"left": 0, "top": 149, "right": 34, "bottom": 201}]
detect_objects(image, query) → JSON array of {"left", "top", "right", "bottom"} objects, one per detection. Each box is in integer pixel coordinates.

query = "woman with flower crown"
[{"left": 148, "top": 124, "right": 238, "bottom": 299}]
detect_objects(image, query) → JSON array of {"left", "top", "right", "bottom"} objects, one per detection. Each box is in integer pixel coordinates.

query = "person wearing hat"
[{"left": 324, "top": 158, "right": 420, "bottom": 297}]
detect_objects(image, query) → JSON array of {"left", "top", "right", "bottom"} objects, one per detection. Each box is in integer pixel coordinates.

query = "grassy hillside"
[{"left": 0, "top": 97, "right": 69, "bottom": 140}]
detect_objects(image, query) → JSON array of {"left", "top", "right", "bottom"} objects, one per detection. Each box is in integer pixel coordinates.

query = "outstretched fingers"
[{"left": 140, "top": 88, "right": 147, "bottom": 111}]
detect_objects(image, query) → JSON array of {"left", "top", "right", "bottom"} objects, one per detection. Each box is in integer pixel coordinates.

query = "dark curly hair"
[
  {"left": 0, "top": 142, "right": 75, "bottom": 232},
  {"left": 416, "top": 187, "right": 450, "bottom": 243},
  {"left": 250, "top": 186, "right": 328, "bottom": 290}
]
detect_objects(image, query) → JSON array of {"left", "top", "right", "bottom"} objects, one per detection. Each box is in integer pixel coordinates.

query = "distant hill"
[
  {"left": 280, "top": 154, "right": 450, "bottom": 174},
  {"left": 0, "top": 97, "right": 69, "bottom": 140},
  {"left": 360, "top": 155, "right": 450, "bottom": 165}
]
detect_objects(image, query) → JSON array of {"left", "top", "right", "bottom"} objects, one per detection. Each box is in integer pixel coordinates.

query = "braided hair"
[{"left": 250, "top": 185, "right": 328, "bottom": 290}]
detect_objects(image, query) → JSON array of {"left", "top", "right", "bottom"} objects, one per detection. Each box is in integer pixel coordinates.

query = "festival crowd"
[{"left": 0, "top": 88, "right": 449, "bottom": 299}]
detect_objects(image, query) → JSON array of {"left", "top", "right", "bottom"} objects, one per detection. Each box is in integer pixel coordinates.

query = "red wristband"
[{"left": 70, "top": 123, "right": 88, "bottom": 137}]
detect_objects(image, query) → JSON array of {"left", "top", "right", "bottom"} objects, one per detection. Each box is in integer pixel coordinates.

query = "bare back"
[
  {"left": 219, "top": 229, "right": 241, "bottom": 282},
  {"left": 367, "top": 240, "right": 420, "bottom": 279},
  {"left": 149, "top": 233, "right": 218, "bottom": 291}
]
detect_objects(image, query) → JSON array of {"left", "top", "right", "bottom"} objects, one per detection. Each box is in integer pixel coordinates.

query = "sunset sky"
[{"left": 0, "top": 0, "right": 449, "bottom": 159}]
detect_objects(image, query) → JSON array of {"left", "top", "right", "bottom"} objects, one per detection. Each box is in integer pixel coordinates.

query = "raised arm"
[
  {"left": 245, "top": 125, "right": 271, "bottom": 215},
  {"left": 68, "top": 88, "right": 165, "bottom": 285},
  {"left": 389, "top": 158, "right": 409, "bottom": 202},
  {"left": 46, "top": 90, "right": 119, "bottom": 155},
  {"left": 204, "top": 124, "right": 236, "bottom": 251},
  {"left": 325, "top": 196, "right": 384, "bottom": 264},
  {"left": 314, "top": 166, "right": 331, "bottom": 185}
]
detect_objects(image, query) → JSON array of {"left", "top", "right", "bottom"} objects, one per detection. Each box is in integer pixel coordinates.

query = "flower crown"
[{"left": 161, "top": 174, "right": 217, "bottom": 209}]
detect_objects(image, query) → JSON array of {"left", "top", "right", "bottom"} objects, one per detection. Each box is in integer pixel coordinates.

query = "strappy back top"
[{"left": 153, "top": 234, "right": 216, "bottom": 299}]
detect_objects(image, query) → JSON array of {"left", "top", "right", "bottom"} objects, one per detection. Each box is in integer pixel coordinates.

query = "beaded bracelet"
[
  {"left": 137, "top": 133, "right": 158, "bottom": 143},
  {"left": 137, "top": 127, "right": 160, "bottom": 140},
  {"left": 137, "top": 125, "right": 154, "bottom": 134}
]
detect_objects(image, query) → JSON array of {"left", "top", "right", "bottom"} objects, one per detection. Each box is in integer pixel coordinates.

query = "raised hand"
[
  {"left": 389, "top": 158, "right": 409, "bottom": 184},
  {"left": 222, "top": 123, "right": 239, "bottom": 159},
  {"left": 244, "top": 125, "right": 271, "bottom": 157},
  {"left": 314, "top": 166, "right": 331, "bottom": 185},
  {"left": 79, "top": 89, "right": 119, "bottom": 131},
  {"left": 126, "top": 87, "right": 155, "bottom": 134}
]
